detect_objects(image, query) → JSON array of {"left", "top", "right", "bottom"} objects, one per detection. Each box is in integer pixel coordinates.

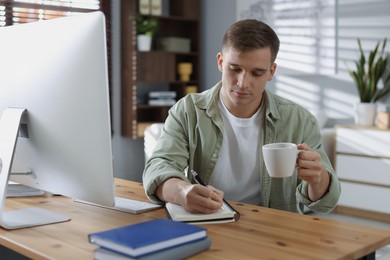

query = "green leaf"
[
  {"left": 372, "top": 85, "right": 390, "bottom": 102},
  {"left": 385, "top": 71, "right": 390, "bottom": 85},
  {"left": 349, "top": 38, "right": 389, "bottom": 103},
  {"left": 367, "top": 42, "right": 379, "bottom": 69},
  {"left": 135, "top": 14, "right": 159, "bottom": 35}
]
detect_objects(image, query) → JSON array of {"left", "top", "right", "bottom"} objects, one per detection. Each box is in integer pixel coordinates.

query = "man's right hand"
[{"left": 156, "top": 178, "right": 224, "bottom": 213}]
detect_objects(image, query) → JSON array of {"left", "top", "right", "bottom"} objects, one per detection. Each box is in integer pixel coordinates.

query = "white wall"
[
  {"left": 111, "top": 1, "right": 145, "bottom": 181},
  {"left": 200, "top": 0, "right": 236, "bottom": 91}
]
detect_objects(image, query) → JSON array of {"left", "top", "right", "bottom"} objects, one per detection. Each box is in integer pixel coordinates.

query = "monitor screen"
[{"left": 0, "top": 12, "right": 115, "bottom": 227}]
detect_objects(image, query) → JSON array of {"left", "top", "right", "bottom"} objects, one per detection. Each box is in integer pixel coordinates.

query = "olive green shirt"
[{"left": 143, "top": 82, "right": 340, "bottom": 213}]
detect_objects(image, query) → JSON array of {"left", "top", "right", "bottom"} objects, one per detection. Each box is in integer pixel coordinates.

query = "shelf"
[{"left": 121, "top": 0, "right": 200, "bottom": 138}]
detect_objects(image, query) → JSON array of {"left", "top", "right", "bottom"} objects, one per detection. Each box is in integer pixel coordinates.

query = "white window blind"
[
  {"left": 237, "top": 0, "right": 390, "bottom": 121},
  {"left": 0, "top": 0, "right": 105, "bottom": 26},
  {"left": 237, "top": 0, "right": 390, "bottom": 76},
  {"left": 336, "top": 0, "right": 390, "bottom": 79},
  {"left": 273, "top": 0, "right": 336, "bottom": 75}
]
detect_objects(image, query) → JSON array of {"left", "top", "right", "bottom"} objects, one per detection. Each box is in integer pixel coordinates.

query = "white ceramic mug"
[{"left": 262, "top": 142, "right": 302, "bottom": 178}]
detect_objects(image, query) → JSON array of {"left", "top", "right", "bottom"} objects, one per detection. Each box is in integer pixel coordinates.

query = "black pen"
[
  {"left": 191, "top": 170, "right": 207, "bottom": 186},
  {"left": 191, "top": 170, "right": 223, "bottom": 210}
]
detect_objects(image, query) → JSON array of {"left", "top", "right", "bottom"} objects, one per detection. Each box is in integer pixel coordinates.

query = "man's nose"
[{"left": 237, "top": 73, "right": 250, "bottom": 88}]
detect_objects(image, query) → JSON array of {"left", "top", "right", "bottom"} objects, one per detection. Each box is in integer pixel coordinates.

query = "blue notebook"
[
  {"left": 94, "top": 236, "right": 212, "bottom": 260},
  {"left": 88, "top": 218, "right": 207, "bottom": 257}
]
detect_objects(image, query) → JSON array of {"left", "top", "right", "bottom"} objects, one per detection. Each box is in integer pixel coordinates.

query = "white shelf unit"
[{"left": 335, "top": 125, "right": 390, "bottom": 217}]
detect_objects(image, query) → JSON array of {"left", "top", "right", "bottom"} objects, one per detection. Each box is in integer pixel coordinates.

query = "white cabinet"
[{"left": 335, "top": 126, "right": 390, "bottom": 215}]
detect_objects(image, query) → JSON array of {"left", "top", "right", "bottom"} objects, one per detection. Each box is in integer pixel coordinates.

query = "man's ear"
[
  {"left": 268, "top": 63, "right": 277, "bottom": 81},
  {"left": 216, "top": 52, "right": 223, "bottom": 72}
]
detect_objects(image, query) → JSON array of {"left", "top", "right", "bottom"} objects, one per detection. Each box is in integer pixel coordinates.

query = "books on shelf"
[
  {"left": 148, "top": 91, "right": 176, "bottom": 106},
  {"left": 150, "top": 0, "right": 162, "bottom": 16},
  {"left": 94, "top": 236, "right": 211, "bottom": 260},
  {"left": 138, "top": 0, "right": 151, "bottom": 15},
  {"left": 89, "top": 218, "right": 209, "bottom": 258},
  {"left": 139, "top": 0, "right": 170, "bottom": 16},
  {"left": 148, "top": 91, "right": 176, "bottom": 99},
  {"left": 165, "top": 202, "right": 239, "bottom": 224},
  {"left": 148, "top": 99, "right": 176, "bottom": 106}
]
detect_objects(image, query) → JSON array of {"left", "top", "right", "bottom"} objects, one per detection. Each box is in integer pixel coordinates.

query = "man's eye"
[
  {"left": 253, "top": 72, "right": 265, "bottom": 77},
  {"left": 229, "top": 67, "right": 241, "bottom": 72}
]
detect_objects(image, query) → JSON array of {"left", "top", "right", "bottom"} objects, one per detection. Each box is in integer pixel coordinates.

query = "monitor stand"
[{"left": 0, "top": 108, "right": 70, "bottom": 229}]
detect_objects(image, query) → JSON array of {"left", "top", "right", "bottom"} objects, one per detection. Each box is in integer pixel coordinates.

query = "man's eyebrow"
[
  {"left": 253, "top": 68, "right": 268, "bottom": 72},
  {"left": 227, "top": 62, "right": 240, "bottom": 67},
  {"left": 228, "top": 62, "right": 268, "bottom": 72},
  {"left": 228, "top": 62, "right": 267, "bottom": 71}
]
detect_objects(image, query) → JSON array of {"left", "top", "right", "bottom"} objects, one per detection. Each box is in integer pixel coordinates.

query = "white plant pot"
[
  {"left": 354, "top": 102, "right": 377, "bottom": 126},
  {"left": 137, "top": 35, "right": 152, "bottom": 51}
]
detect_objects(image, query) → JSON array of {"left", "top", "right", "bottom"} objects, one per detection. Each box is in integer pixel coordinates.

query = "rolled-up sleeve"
[{"left": 296, "top": 171, "right": 341, "bottom": 213}]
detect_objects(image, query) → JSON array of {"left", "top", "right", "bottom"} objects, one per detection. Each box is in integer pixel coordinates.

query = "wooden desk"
[{"left": 1, "top": 179, "right": 389, "bottom": 259}]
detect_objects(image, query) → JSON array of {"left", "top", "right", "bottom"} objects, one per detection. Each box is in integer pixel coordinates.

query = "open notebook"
[{"left": 165, "top": 201, "right": 240, "bottom": 224}]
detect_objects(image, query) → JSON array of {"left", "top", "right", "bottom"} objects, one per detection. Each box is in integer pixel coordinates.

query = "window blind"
[
  {"left": 237, "top": 0, "right": 390, "bottom": 120},
  {"left": 237, "top": 0, "right": 390, "bottom": 76},
  {"left": 0, "top": 0, "right": 103, "bottom": 25},
  {"left": 272, "top": 0, "right": 336, "bottom": 75},
  {"left": 237, "top": 0, "right": 336, "bottom": 75},
  {"left": 336, "top": 0, "right": 390, "bottom": 79}
]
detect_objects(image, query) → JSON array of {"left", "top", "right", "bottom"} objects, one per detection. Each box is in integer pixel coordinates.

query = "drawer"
[
  {"left": 336, "top": 128, "right": 390, "bottom": 157},
  {"left": 335, "top": 155, "right": 390, "bottom": 186},
  {"left": 338, "top": 181, "right": 390, "bottom": 214}
]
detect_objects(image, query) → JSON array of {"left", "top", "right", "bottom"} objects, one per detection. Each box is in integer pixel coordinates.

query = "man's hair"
[{"left": 222, "top": 19, "right": 280, "bottom": 63}]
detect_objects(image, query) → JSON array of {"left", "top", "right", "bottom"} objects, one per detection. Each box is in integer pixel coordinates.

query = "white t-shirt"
[{"left": 208, "top": 97, "right": 264, "bottom": 205}]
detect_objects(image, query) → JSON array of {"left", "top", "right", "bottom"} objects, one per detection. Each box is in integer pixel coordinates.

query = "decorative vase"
[
  {"left": 354, "top": 102, "right": 377, "bottom": 126},
  {"left": 137, "top": 35, "right": 152, "bottom": 51},
  {"left": 177, "top": 62, "right": 193, "bottom": 82}
]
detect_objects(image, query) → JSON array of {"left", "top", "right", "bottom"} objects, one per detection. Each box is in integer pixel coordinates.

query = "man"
[{"left": 143, "top": 19, "right": 340, "bottom": 214}]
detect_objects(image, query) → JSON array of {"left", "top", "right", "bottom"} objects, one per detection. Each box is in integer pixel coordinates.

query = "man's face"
[{"left": 217, "top": 46, "right": 276, "bottom": 118}]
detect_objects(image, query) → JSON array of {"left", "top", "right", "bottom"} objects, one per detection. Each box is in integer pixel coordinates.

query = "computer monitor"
[{"left": 0, "top": 12, "right": 115, "bottom": 229}]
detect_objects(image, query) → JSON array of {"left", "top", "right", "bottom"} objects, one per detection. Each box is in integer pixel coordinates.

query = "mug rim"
[{"left": 262, "top": 142, "right": 297, "bottom": 149}]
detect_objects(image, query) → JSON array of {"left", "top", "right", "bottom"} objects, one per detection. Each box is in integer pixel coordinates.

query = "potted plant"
[
  {"left": 348, "top": 38, "right": 390, "bottom": 126},
  {"left": 135, "top": 14, "right": 159, "bottom": 51}
]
